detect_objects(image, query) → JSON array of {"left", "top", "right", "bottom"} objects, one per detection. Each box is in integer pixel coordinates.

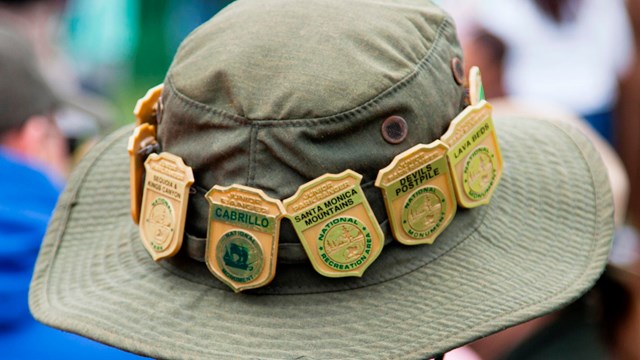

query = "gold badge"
[
  {"left": 441, "top": 100, "right": 503, "bottom": 208},
  {"left": 139, "top": 152, "right": 194, "bottom": 261},
  {"left": 375, "top": 140, "right": 456, "bottom": 245},
  {"left": 283, "top": 170, "right": 384, "bottom": 278},
  {"left": 127, "top": 123, "right": 157, "bottom": 224},
  {"left": 134, "top": 84, "right": 163, "bottom": 126},
  {"left": 205, "top": 185, "right": 285, "bottom": 292},
  {"left": 469, "top": 66, "right": 485, "bottom": 105}
]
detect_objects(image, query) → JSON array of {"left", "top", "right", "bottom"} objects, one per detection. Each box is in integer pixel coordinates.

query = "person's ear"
[{"left": 19, "top": 115, "right": 52, "bottom": 152}]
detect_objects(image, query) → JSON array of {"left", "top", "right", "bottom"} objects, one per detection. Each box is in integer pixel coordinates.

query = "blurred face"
[
  {"left": 0, "top": 113, "right": 70, "bottom": 179},
  {"left": 461, "top": 31, "right": 506, "bottom": 100}
]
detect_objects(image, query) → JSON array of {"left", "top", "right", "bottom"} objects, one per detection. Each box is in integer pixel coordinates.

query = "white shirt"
[{"left": 476, "top": 0, "right": 633, "bottom": 115}]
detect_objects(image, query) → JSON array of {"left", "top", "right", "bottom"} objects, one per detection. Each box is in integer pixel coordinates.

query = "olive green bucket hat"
[{"left": 30, "top": 0, "right": 613, "bottom": 358}]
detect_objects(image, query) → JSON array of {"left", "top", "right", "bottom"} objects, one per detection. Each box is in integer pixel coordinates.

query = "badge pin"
[
  {"left": 139, "top": 152, "right": 194, "bottom": 261},
  {"left": 283, "top": 170, "right": 384, "bottom": 278},
  {"left": 469, "top": 66, "right": 485, "bottom": 105},
  {"left": 128, "top": 124, "right": 157, "bottom": 224},
  {"left": 441, "top": 100, "right": 503, "bottom": 208},
  {"left": 134, "top": 84, "right": 163, "bottom": 126},
  {"left": 375, "top": 140, "right": 456, "bottom": 245},
  {"left": 205, "top": 185, "right": 285, "bottom": 292}
]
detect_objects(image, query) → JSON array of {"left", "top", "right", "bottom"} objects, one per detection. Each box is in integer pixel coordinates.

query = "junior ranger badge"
[
  {"left": 283, "top": 170, "right": 384, "bottom": 278},
  {"left": 128, "top": 123, "right": 156, "bottom": 224},
  {"left": 375, "top": 141, "right": 456, "bottom": 245},
  {"left": 205, "top": 185, "right": 285, "bottom": 292},
  {"left": 139, "top": 152, "right": 194, "bottom": 261},
  {"left": 441, "top": 100, "right": 503, "bottom": 208},
  {"left": 134, "top": 84, "right": 163, "bottom": 126},
  {"left": 468, "top": 66, "right": 485, "bottom": 106}
]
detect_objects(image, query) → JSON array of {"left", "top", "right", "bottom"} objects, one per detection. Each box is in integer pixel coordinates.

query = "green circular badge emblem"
[
  {"left": 463, "top": 146, "right": 497, "bottom": 200},
  {"left": 216, "top": 230, "right": 263, "bottom": 283},
  {"left": 402, "top": 186, "right": 446, "bottom": 238},
  {"left": 145, "top": 197, "right": 175, "bottom": 251},
  {"left": 318, "top": 217, "right": 372, "bottom": 271}
]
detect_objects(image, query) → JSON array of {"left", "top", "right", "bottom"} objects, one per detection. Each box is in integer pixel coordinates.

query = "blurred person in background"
[
  {"left": 0, "top": 0, "right": 117, "bottom": 157},
  {"left": 0, "top": 24, "right": 146, "bottom": 360},
  {"left": 445, "top": 0, "right": 633, "bottom": 144},
  {"left": 610, "top": 3, "right": 640, "bottom": 360},
  {"left": 480, "top": 0, "right": 633, "bottom": 144},
  {"left": 60, "top": 0, "right": 232, "bottom": 127},
  {"left": 617, "top": 0, "right": 640, "bottom": 246}
]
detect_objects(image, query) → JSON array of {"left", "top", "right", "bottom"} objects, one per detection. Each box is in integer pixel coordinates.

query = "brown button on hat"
[{"left": 30, "top": 0, "right": 614, "bottom": 359}]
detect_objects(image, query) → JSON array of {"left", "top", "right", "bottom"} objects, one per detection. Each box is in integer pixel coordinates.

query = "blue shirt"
[{"left": 0, "top": 149, "right": 147, "bottom": 360}]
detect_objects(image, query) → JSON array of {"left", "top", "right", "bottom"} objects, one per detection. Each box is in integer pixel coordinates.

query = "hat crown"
[
  {"left": 166, "top": 0, "right": 461, "bottom": 120},
  {"left": 157, "top": 0, "right": 465, "bottom": 240}
]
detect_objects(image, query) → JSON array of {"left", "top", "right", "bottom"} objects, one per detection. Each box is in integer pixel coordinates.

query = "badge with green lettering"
[
  {"left": 134, "top": 84, "right": 163, "bottom": 126},
  {"left": 139, "top": 152, "right": 194, "bottom": 261},
  {"left": 469, "top": 66, "right": 485, "bottom": 105},
  {"left": 375, "top": 140, "right": 456, "bottom": 245},
  {"left": 128, "top": 123, "right": 157, "bottom": 224},
  {"left": 441, "top": 100, "right": 503, "bottom": 208},
  {"left": 205, "top": 185, "right": 285, "bottom": 292},
  {"left": 283, "top": 170, "right": 384, "bottom": 278}
]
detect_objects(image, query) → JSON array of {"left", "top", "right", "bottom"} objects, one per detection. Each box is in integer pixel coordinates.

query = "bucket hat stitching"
[
  {"left": 30, "top": 126, "right": 132, "bottom": 321},
  {"left": 385, "top": 119, "right": 613, "bottom": 359},
  {"left": 152, "top": 219, "right": 488, "bottom": 358},
  {"left": 38, "top": 123, "right": 583, "bottom": 305},
  {"left": 28, "top": 0, "right": 615, "bottom": 355},
  {"left": 544, "top": 121, "right": 605, "bottom": 250},
  {"left": 402, "top": 121, "right": 610, "bottom": 359},
  {"left": 155, "top": 210, "right": 489, "bottom": 296},
  {"left": 402, "top": 151, "right": 605, "bottom": 360},
  {"left": 27, "top": 114, "right": 604, "bottom": 355},
  {"left": 164, "top": 18, "right": 455, "bottom": 127},
  {"left": 248, "top": 124, "right": 259, "bottom": 186}
]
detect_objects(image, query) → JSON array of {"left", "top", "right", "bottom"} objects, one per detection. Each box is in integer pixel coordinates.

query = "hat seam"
[
  {"left": 29, "top": 125, "right": 130, "bottom": 328},
  {"left": 164, "top": 17, "right": 456, "bottom": 127},
  {"left": 248, "top": 125, "right": 258, "bottom": 186}
]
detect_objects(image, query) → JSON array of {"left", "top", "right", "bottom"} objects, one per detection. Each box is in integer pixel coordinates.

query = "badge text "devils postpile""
[{"left": 394, "top": 164, "right": 440, "bottom": 196}]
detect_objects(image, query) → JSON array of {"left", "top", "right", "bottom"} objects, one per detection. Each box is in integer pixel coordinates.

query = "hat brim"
[{"left": 30, "top": 115, "right": 613, "bottom": 359}]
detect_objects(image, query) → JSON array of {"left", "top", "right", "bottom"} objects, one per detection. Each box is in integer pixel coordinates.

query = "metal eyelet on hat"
[
  {"left": 451, "top": 57, "right": 464, "bottom": 85},
  {"left": 381, "top": 116, "right": 408, "bottom": 144}
]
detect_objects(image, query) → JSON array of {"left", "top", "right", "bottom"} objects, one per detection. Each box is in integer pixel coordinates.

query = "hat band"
[
  {"left": 127, "top": 67, "right": 502, "bottom": 291},
  {"left": 180, "top": 177, "right": 396, "bottom": 264},
  {"left": 182, "top": 223, "right": 396, "bottom": 264}
]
